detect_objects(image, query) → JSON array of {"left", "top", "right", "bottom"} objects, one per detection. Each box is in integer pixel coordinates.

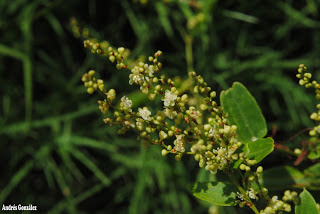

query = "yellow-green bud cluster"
[
  {"left": 189, "top": 71, "right": 212, "bottom": 95},
  {"left": 81, "top": 70, "right": 105, "bottom": 94},
  {"left": 282, "top": 190, "right": 298, "bottom": 203},
  {"left": 70, "top": 17, "right": 89, "bottom": 38},
  {"left": 260, "top": 196, "right": 291, "bottom": 214},
  {"left": 297, "top": 64, "right": 320, "bottom": 137}
]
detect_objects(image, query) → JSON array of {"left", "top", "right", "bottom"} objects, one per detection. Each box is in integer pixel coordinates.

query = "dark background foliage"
[{"left": 0, "top": 0, "right": 319, "bottom": 213}]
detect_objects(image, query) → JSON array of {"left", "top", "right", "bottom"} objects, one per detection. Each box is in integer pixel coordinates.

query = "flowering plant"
[{"left": 71, "top": 14, "right": 320, "bottom": 214}]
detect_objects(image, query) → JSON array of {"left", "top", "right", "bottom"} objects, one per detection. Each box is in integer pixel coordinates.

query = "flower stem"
[
  {"left": 227, "top": 171, "right": 260, "bottom": 214},
  {"left": 185, "top": 34, "right": 194, "bottom": 73}
]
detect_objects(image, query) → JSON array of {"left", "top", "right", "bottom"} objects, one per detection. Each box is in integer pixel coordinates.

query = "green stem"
[
  {"left": 227, "top": 172, "right": 260, "bottom": 214},
  {"left": 185, "top": 34, "right": 194, "bottom": 73}
]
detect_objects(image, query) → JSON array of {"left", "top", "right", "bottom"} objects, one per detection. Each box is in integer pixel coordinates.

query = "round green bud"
[
  {"left": 167, "top": 145, "right": 172, "bottom": 150},
  {"left": 200, "top": 104, "right": 208, "bottom": 110},
  {"left": 116, "top": 64, "right": 122, "bottom": 70},
  {"left": 294, "top": 148, "right": 302, "bottom": 155},
  {"left": 88, "top": 70, "right": 95, "bottom": 77},
  {"left": 206, "top": 151, "right": 214, "bottom": 158},
  {"left": 231, "top": 125, "right": 237, "bottom": 132},
  {"left": 231, "top": 154, "right": 238, "bottom": 160},
  {"left": 87, "top": 87, "right": 94, "bottom": 94},
  {"left": 109, "top": 55, "right": 115, "bottom": 63},
  {"left": 310, "top": 112, "right": 319, "bottom": 120},
  {"left": 107, "top": 89, "right": 116, "bottom": 101},
  {"left": 299, "top": 79, "right": 305, "bottom": 85},
  {"left": 118, "top": 47, "right": 125, "bottom": 54},
  {"left": 161, "top": 149, "right": 169, "bottom": 156},
  {"left": 159, "top": 131, "right": 168, "bottom": 140},
  {"left": 98, "top": 84, "right": 105, "bottom": 91},
  {"left": 256, "top": 166, "right": 263, "bottom": 173},
  {"left": 193, "top": 86, "right": 199, "bottom": 93},
  {"left": 284, "top": 205, "right": 291, "bottom": 212},
  {"left": 309, "top": 130, "right": 316, "bottom": 136},
  {"left": 262, "top": 187, "right": 268, "bottom": 194},
  {"left": 264, "top": 207, "right": 273, "bottom": 214},
  {"left": 239, "top": 164, "right": 246, "bottom": 171},
  {"left": 210, "top": 91, "right": 216, "bottom": 98},
  {"left": 204, "top": 124, "right": 211, "bottom": 131}
]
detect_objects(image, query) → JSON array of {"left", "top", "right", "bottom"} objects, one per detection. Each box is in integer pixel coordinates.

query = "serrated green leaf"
[
  {"left": 260, "top": 166, "right": 308, "bottom": 190},
  {"left": 192, "top": 181, "right": 238, "bottom": 206},
  {"left": 220, "top": 82, "right": 267, "bottom": 143},
  {"left": 295, "top": 189, "right": 319, "bottom": 214}
]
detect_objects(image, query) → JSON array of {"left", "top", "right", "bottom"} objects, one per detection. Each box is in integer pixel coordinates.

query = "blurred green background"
[{"left": 0, "top": 0, "right": 319, "bottom": 213}]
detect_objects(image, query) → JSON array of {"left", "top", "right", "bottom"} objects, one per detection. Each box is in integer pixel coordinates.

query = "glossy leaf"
[
  {"left": 303, "top": 163, "right": 320, "bottom": 190},
  {"left": 244, "top": 137, "right": 274, "bottom": 163},
  {"left": 260, "top": 166, "right": 308, "bottom": 190},
  {"left": 295, "top": 189, "right": 318, "bottom": 214},
  {"left": 220, "top": 82, "right": 267, "bottom": 143},
  {"left": 192, "top": 181, "right": 238, "bottom": 206}
]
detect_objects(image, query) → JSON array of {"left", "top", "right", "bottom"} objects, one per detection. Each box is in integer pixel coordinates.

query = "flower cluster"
[
  {"left": 259, "top": 195, "right": 291, "bottom": 214},
  {"left": 81, "top": 41, "right": 313, "bottom": 213},
  {"left": 81, "top": 70, "right": 105, "bottom": 94},
  {"left": 297, "top": 64, "right": 320, "bottom": 137}
]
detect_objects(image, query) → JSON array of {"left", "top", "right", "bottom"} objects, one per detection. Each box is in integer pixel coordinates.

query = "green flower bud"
[
  {"left": 88, "top": 70, "right": 95, "bottom": 77},
  {"left": 109, "top": 55, "right": 115, "bottom": 63},
  {"left": 194, "top": 86, "right": 199, "bottom": 93},
  {"left": 107, "top": 89, "right": 116, "bottom": 101},
  {"left": 299, "top": 79, "right": 305, "bottom": 85},
  {"left": 118, "top": 47, "right": 125, "bottom": 54},
  {"left": 161, "top": 149, "right": 169, "bottom": 156},
  {"left": 256, "top": 166, "right": 263, "bottom": 173},
  {"left": 240, "top": 164, "right": 246, "bottom": 171},
  {"left": 210, "top": 91, "right": 216, "bottom": 98},
  {"left": 98, "top": 84, "right": 105, "bottom": 91},
  {"left": 294, "top": 148, "right": 302, "bottom": 155},
  {"left": 231, "top": 154, "right": 238, "bottom": 160},
  {"left": 309, "top": 130, "right": 316, "bottom": 136},
  {"left": 200, "top": 104, "right": 207, "bottom": 110},
  {"left": 159, "top": 131, "right": 168, "bottom": 140},
  {"left": 87, "top": 87, "right": 94, "bottom": 94}
]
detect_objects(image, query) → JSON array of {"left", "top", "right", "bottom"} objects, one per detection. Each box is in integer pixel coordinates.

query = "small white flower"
[
  {"left": 121, "top": 96, "right": 132, "bottom": 112},
  {"left": 145, "top": 65, "right": 154, "bottom": 77},
  {"left": 188, "top": 107, "right": 200, "bottom": 119},
  {"left": 247, "top": 188, "right": 257, "bottom": 200},
  {"left": 162, "top": 90, "right": 177, "bottom": 107},
  {"left": 164, "top": 108, "right": 177, "bottom": 119},
  {"left": 138, "top": 107, "right": 151, "bottom": 121},
  {"left": 208, "top": 126, "right": 215, "bottom": 136},
  {"left": 174, "top": 134, "right": 185, "bottom": 153},
  {"left": 129, "top": 68, "right": 144, "bottom": 85}
]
